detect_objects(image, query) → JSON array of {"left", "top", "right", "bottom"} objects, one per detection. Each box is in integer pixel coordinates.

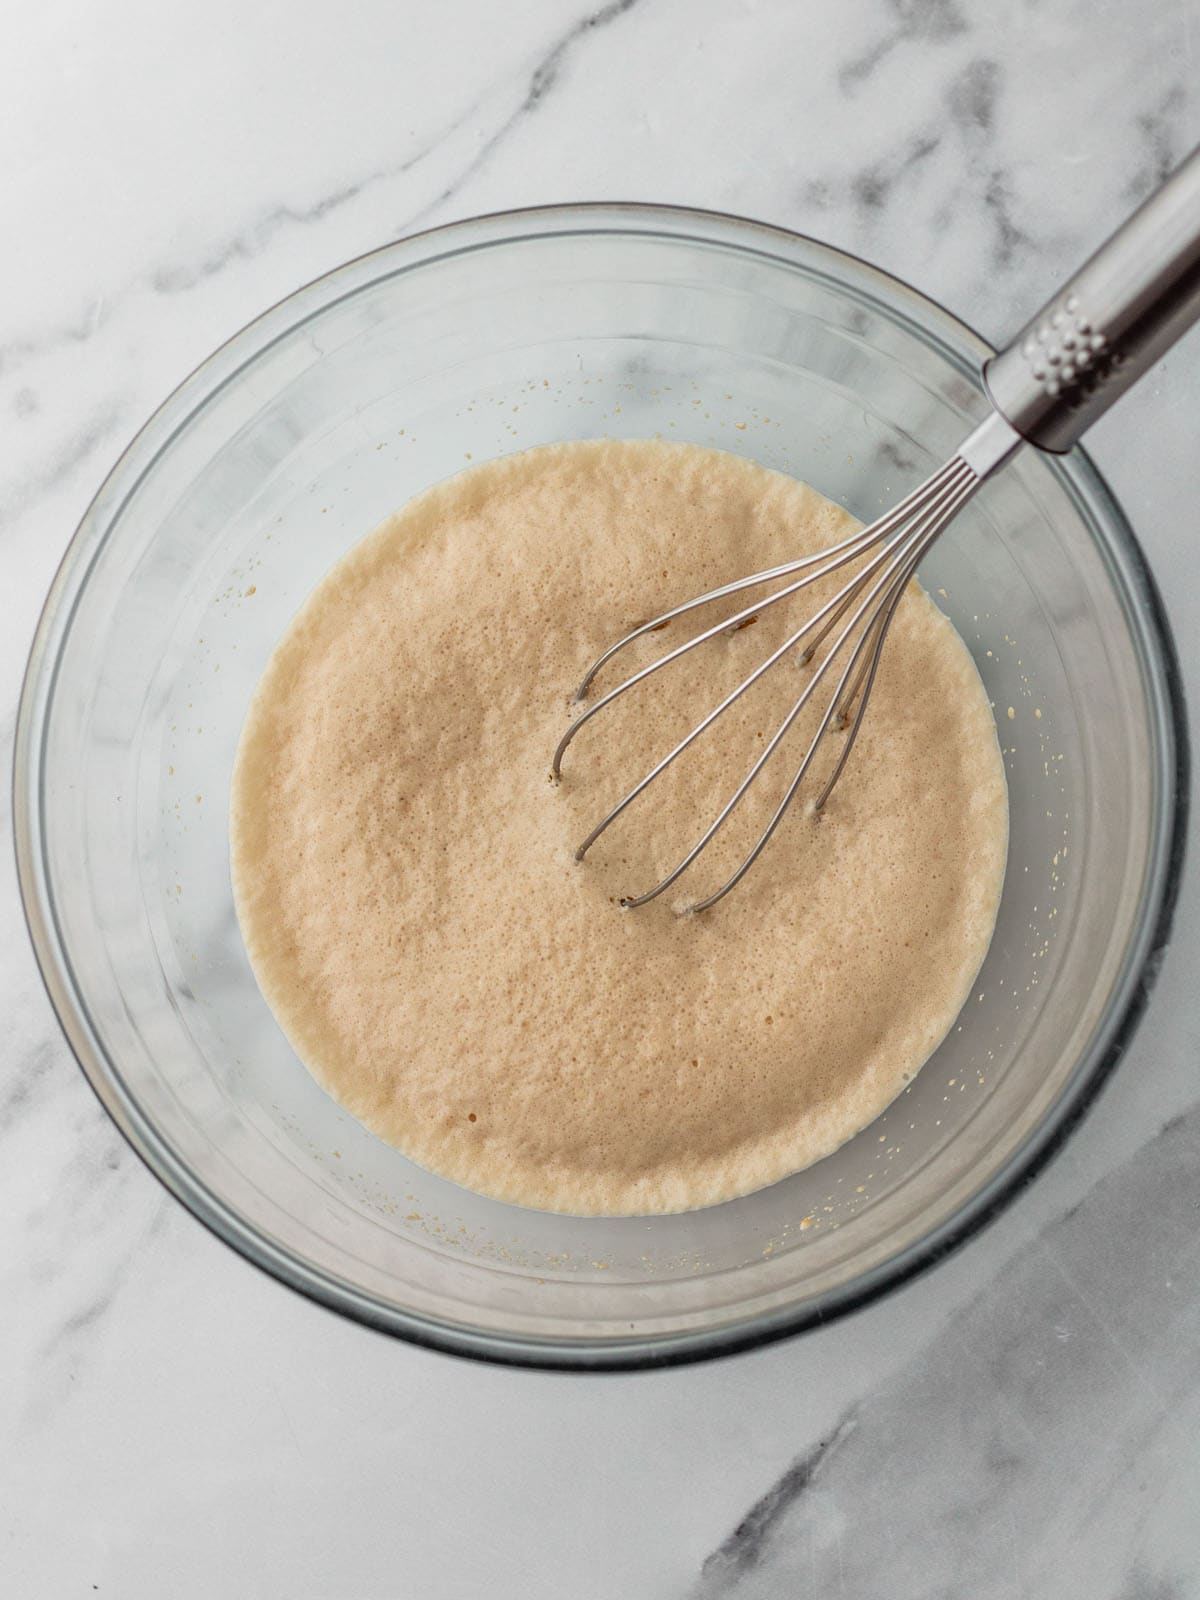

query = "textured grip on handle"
[{"left": 985, "top": 145, "right": 1200, "bottom": 453}]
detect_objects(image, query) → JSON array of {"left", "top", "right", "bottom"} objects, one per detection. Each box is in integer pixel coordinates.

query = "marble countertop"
[{"left": 3, "top": 2, "right": 1198, "bottom": 1595}]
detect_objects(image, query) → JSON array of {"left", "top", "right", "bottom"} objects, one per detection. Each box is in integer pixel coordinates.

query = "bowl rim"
[{"left": 13, "top": 199, "right": 1190, "bottom": 1372}]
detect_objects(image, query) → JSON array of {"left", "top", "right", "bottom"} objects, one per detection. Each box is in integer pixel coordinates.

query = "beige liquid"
[{"left": 231, "top": 440, "right": 1007, "bottom": 1215}]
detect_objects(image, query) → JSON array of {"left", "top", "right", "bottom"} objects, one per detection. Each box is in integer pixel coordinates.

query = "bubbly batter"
[{"left": 231, "top": 440, "right": 1007, "bottom": 1215}]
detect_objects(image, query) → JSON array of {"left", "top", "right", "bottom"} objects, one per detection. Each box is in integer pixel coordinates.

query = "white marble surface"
[{"left": 3, "top": 2, "right": 1198, "bottom": 1595}]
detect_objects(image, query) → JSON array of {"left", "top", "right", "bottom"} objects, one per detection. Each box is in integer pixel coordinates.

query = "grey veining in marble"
[
  {"left": 2, "top": 1, "right": 1198, "bottom": 1595},
  {"left": 697, "top": 1109, "right": 1200, "bottom": 1598}
]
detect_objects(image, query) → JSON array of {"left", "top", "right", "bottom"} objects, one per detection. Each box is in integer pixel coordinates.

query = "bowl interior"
[{"left": 20, "top": 211, "right": 1178, "bottom": 1364}]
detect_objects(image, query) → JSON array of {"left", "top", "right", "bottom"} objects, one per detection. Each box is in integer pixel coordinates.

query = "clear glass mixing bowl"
[{"left": 15, "top": 206, "right": 1187, "bottom": 1369}]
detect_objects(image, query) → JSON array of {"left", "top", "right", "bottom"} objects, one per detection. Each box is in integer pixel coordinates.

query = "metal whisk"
[{"left": 553, "top": 146, "right": 1200, "bottom": 912}]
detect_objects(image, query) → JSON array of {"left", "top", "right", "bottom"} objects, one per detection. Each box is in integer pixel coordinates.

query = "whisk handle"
[{"left": 984, "top": 144, "right": 1200, "bottom": 453}]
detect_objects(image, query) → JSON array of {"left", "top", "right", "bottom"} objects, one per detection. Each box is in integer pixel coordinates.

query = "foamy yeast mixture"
[{"left": 231, "top": 440, "right": 1007, "bottom": 1215}]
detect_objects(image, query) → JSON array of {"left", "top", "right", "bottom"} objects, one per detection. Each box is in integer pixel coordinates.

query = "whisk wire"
[
  {"left": 627, "top": 468, "right": 980, "bottom": 911},
  {"left": 552, "top": 458, "right": 983, "bottom": 786},
  {"left": 554, "top": 527, "right": 884, "bottom": 785},
  {"left": 571, "top": 483, "right": 961, "bottom": 866},
  {"left": 795, "top": 462, "right": 976, "bottom": 667},
  {"left": 552, "top": 429, "right": 1013, "bottom": 909},
  {"left": 568, "top": 459, "right": 965, "bottom": 706},
  {"left": 687, "top": 474, "right": 982, "bottom": 913}
]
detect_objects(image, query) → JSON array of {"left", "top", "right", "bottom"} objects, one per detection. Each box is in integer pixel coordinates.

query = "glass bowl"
[{"left": 14, "top": 205, "right": 1187, "bottom": 1369}]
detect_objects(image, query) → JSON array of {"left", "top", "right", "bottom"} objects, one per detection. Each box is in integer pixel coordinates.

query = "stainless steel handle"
[{"left": 984, "top": 145, "right": 1200, "bottom": 452}]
